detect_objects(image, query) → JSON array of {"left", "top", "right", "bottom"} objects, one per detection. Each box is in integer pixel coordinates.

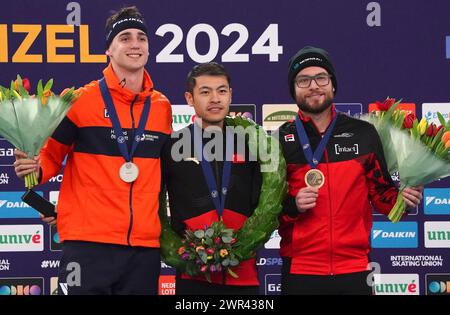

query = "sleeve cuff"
[
  {"left": 37, "top": 167, "right": 43, "bottom": 184},
  {"left": 282, "top": 195, "right": 300, "bottom": 218}
]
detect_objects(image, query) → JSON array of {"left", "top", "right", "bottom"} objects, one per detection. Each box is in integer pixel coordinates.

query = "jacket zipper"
[
  {"left": 324, "top": 150, "right": 334, "bottom": 275},
  {"left": 213, "top": 159, "right": 227, "bottom": 285},
  {"left": 306, "top": 116, "right": 335, "bottom": 275},
  {"left": 126, "top": 95, "right": 139, "bottom": 246}
]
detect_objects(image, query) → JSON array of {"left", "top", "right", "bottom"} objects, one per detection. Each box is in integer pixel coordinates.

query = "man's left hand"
[{"left": 402, "top": 186, "right": 424, "bottom": 209}]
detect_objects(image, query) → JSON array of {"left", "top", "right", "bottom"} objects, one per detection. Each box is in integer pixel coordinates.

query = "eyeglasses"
[{"left": 295, "top": 74, "right": 332, "bottom": 88}]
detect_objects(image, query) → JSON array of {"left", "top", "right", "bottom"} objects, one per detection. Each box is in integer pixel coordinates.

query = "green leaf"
[
  {"left": 221, "top": 258, "right": 230, "bottom": 267},
  {"left": 0, "top": 86, "right": 8, "bottom": 99},
  {"left": 204, "top": 238, "right": 213, "bottom": 247},
  {"left": 200, "top": 253, "right": 207, "bottom": 264},
  {"left": 385, "top": 98, "right": 402, "bottom": 120},
  {"left": 221, "top": 235, "right": 232, "bottom": 244},
  {"left": 44, "top": 78, "right": 53, "bottom": 91},
  {"left": 411, "top": 119, "right": 419, "bottom": 138},
  {"left": 62, "top": 87, "right": 76, "bottom": 103},
  {"left": 435, "top": 142, "right": 445, "bottom": 157},
  {"left": 437, "top": 112, "right": 447, "bottom": 128},
  {"left": 18, "top": 85, "right": 29, "bottom": 97},
  {"left": 227, "top": 268, "right": 239, "bottom": 279},
  {"left": 222, "top": 229, "right": 234, "bottom": 236},
  {"left": 194, "top": 230, "right": 205, "bottom": 239},
  {"left": 16, "top": 74, "right": 22, "bottom": 86},
  {"left": 396, "top": 113, "right": 405, "bottom": 129},
  {"left": 205, "top": 228, "right": 214, "bottom": 238},
  {"left": 430, "top": 128, "right": 445, "bottom": 151},
  {"left": 37, "top": 80, "right": 43, "bottom": 97},
  {"left": 229, "top": 258, "right": 239, "bottom": 266}
]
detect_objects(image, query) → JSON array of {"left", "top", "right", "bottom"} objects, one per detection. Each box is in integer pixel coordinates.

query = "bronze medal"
[{"left": 304, "top": 169, "right": 325, "bottom": 188}]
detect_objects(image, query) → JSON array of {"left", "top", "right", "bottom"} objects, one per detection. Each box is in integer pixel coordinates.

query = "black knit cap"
[
  {"left": 287, "top": 46, "right": 337, "bottom": 99},
  {"left": 105, "top": 16, "right": 148, "bottom": 49}
]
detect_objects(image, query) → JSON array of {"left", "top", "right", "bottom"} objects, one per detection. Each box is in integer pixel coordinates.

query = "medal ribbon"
[
  {"left": 99, "top": 78, "right": 151, "bottom": 162},
  {"left": 193, "top": 124, "right": 233, "bottom": 218},
  {"left": 294, "top": 113, "right": 338, "bottom": 169}
]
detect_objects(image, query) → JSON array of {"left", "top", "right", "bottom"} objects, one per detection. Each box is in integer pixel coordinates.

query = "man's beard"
[{"left": 297, "top": 95, "right": 333, "bottom": 114}]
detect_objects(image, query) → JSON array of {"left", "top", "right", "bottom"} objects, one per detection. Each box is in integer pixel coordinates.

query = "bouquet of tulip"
[
  {"left": 177, "top": 221, "right": 239, "bottom": 282},
  {"left": 0, "top": 75, "right": 79, "bottom": 188},
  {"left": 363, "top": 98, "right": 450, "bottom": 222}
]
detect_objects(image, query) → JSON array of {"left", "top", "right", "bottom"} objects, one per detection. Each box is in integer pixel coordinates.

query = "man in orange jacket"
[{"left": 14, "top": 6, "right": 172, "bottom": 295}]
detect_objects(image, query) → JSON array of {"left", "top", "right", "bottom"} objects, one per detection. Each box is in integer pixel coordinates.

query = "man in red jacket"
[
  {"left": 276, "top": 46, "right": 423, "bottom": 295},
  {"left": 14, "top": 6, "right": 172, "bottom": 294}
]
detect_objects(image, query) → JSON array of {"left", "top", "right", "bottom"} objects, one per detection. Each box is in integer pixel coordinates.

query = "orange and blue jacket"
[{"left": 39, "top": 63, "right": 172, "bottom": 247}]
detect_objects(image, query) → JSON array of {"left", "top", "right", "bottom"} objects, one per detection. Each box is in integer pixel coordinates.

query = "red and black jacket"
[
  {"left": 275, "top": 107, "right": 398, "bottom": 275},
  {"left": 162, "top": 123, "right": 262, "bottom": 286}
]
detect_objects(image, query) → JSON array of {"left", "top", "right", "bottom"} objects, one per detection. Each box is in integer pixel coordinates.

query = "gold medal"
[{"left": 305, "top": 169, "right": 325, "bottom": 188}]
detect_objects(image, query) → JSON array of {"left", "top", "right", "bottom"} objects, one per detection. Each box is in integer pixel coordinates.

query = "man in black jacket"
[{"left": 162, "top": 62, "right": 262, "bottom": 295}]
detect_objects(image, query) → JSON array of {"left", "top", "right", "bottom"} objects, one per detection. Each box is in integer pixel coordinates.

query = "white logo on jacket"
[
  {"left": 335, "top": 144, "right": 359, "bottom": 155},
  {"left": 334, "top": 132, "right": 354, "bottom": 138}
]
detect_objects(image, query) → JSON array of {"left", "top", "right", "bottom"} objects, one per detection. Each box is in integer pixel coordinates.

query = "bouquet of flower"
[
  {"left": 363, "top": 98, "right": 450, "bottom": 222},
  {"left": 178, "top": 221, "right": 239, "bottom": 282},
  {"left": 0, "top": 75, "right": 79, "bottom": 188},
  {"left": 364, "top": 98, "right": 403, "bottom": 173}
]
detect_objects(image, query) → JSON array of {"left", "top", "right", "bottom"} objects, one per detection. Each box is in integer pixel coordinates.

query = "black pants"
[
  {"left": 176, "top": 274, "right": 259, "bottom": 295},
  {"left": 57, "top": 241, "right": 160, "bottom": 295},
  {"left": 281, "top": 258, "right": 373, "bottom": 295}
]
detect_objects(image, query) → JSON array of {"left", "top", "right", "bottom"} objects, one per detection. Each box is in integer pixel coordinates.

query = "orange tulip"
[
  {"left": 442, "top": 131, "right": 450, "bottom": 144},
  {"left": 60, "top": 88, "right": 70, "bottom": 97},
  {"left": 41, "top": 89, "right": 53, "bottom": 106},
  {"left": 445, "top": 139, "right": 450, "bottom": 149}
]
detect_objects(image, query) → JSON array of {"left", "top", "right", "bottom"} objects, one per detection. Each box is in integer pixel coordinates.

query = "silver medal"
[{"left": 119, "top": 162, "right": 139, "bottom": 183}]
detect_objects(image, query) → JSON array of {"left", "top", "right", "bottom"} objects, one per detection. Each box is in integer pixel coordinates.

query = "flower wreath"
[{"left": 158, "top": 116, "right": 287, "bottom": 277}]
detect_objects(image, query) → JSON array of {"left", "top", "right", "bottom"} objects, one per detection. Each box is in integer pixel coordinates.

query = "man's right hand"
[
  {"left": 40, "top": 214, "right": 57, "bottom": 226},
  {"left": 295, "top": 186, "right": 319, "bottom": 213},
  {"left": 13, "top": 149, "right": 40, "bottom": 180}
]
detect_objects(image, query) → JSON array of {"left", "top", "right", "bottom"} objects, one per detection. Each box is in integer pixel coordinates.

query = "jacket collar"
[
  {"left": 298, "top": 104, "right": 336, "bottom": 122},
  {"left": 102, "top": 63, "right": 154, "bottom": 104},
  {"left": 297, "top": 104, "right": 337, "bottom": 135}
]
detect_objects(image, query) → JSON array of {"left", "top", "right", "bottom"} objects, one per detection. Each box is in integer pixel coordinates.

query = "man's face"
[
  {"left": 294, "top": 66, "right": 334, "bottom": 114},
  {"left": 185, "top": 75, "right": 232, "bottom": 127},
  {"left": 106, "top": 28, "right": 149, "bottom": 72}
]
